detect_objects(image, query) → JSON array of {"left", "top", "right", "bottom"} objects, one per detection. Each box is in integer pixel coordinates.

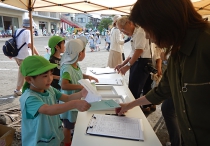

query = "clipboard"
[{"left": 86, "top": 114, "right": 144, "bottom": 141}]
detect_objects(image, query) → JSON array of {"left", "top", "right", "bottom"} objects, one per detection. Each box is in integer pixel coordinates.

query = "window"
[
  {"left": 78, "top": 17, "right": 86, "bottom": 23},
  {"left": 12, "top": 17, "right": 19, "bottom": 30}
]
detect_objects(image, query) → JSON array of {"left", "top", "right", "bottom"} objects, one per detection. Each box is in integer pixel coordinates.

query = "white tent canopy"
[
  {"left": 1, "top": 0, "right": 209, "bottom": 54},
  {"left": 0, "top": 0, "right": 209, "bottom": 15},
  {"left": 193, "top": 0, "right": 210, "bottom": 16},
  {"left": 0, "top": 0, "right": 137, "bottom": 15},
  {"left": 0, "top": 0, "right": 137, "bottom": 54}
]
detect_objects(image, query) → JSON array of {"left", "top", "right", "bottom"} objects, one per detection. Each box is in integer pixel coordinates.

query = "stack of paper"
[
  {"left": 78, "top": 79, "right": 120, "bottom": 111},
  {"left": 90, "top": 68, "right": 116, "bottom": 75},
  {"left": 95, "top": 78, "right": 123, "bottom": 86},
  {"left": 86, "top": 114, "right": 144, "bottom": 141}
]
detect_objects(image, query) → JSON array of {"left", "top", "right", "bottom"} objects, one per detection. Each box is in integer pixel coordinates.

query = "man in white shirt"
[
  {"left": 115, "top": 16, "right": 152, "bottom": 103},
  {"left": 13, "top": 18, "right": 39, "bottom": 96}
]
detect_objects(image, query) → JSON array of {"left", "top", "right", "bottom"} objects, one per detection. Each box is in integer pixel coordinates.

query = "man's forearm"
[{"left": 121, "top": 57, "right": 130, "bottom": 66}]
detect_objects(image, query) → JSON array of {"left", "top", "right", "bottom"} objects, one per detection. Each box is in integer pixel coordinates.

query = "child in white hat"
[
  {"left": 59, "top": 38, "right": 98, "bottom": 146},
  {"left": 88, "top": 35, "right": 95, "bottom": 52}
]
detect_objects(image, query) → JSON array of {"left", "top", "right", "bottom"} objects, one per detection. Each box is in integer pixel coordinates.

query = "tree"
[
  {"left": 97, "top": 17, "right": 112, "bottom": 33},
  {"left": 85, "top": 22, "right": 94, "bottom": 30}
]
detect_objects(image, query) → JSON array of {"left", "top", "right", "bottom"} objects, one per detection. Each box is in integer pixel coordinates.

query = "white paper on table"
[
  {"left": 95, "top": 78, "right": 123, "bottom": 86},
  {"left": 86, "top": 114, "right": 144, "bottom": 141},
  {"left": 78, "top": 79, "right": 101, "bottom": 103},
  {"left": 89, "top": 67, "right": 116, "bottom": 75}
]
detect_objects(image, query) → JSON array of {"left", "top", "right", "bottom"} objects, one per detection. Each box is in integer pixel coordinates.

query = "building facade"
[
  {"left": 0, "top": 3, "right": 26, "bottom": 36},
  {"left": 32, "top": 11, "right": 60, "bottom": 35},
  {"left": 0, "top": 3, "right": 61, "bottom": 36},
  {"left": 75, "top": 13, "right": 91, "bottom": 29},
  {"left": 75, "top": 13, "right": 101, "bottom": 30},
  {"left": 0, "top": 3, "right": 102, "bottom": 37}
]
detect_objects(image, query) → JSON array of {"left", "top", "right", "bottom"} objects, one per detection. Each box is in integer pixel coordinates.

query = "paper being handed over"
[
  {"left": 78, "top": 79, "right": 101, "bottom": 103},
  {"left": 78, "top": 79, "right": 120, "bottom": 111}
]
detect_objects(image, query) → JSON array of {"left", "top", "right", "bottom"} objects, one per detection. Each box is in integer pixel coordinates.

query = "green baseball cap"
[
  {"left": 48, "top": 36, "right": 65, "bottom": 56},
  {"left": 20, "top": 55, "right": 57, "bottom": 77}
]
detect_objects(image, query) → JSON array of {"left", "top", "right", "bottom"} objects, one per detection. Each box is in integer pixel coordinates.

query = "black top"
[{"left": 49, "top": 56, "right": 61, "bottom": 90}]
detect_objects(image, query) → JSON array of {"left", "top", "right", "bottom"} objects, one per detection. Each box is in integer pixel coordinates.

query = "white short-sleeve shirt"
[
  {"left": 129, "top": 27, "right": 151, "bottom": 58},
  {"left": 151, "top": 43, "right": 161, "bottom": 66},
  {"left": 15, "top": 28, "right": 32, "bottom": 60}
]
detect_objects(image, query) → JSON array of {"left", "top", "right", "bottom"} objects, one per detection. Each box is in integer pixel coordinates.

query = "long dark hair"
[{"left": 130, "top": 0, "right": 209, "bottom": 55}]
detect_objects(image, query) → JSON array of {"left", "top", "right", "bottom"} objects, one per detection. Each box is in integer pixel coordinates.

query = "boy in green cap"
[
  {"left": 48, "top": 36, "right": 65, "bottom": 90},
  {"left": 59, "top": 38, "right": 98, "bottom": 146},
  {"left": 19, "top": 55, "right": 90, "bottom": 146}
]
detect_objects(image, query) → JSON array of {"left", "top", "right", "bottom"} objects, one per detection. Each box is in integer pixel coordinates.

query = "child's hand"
[
  {"left": 75, "top": 100, "right": 91, "bottom": 112},
  {"left": 81, "top": 88, "right": 88, "bottom": 97},
  {"left": 88, "top": 75, "right": 99, "bottom": 83}
]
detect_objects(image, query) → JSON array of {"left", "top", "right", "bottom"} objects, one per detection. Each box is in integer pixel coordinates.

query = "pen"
[{"left": 105, "top": 113, "right": 125, "bottom": 116}]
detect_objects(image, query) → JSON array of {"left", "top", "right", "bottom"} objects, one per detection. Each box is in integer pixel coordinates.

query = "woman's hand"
[{"left": 116, "top": 103, "right": 132, "bottom": 115}]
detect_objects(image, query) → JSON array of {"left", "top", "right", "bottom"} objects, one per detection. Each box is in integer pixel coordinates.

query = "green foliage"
[
  {"left": 97, "top": 17, "right": 112, "bottom": 33},
  {"left": 85, "top": 22, "right": 94, "bottom": 29}
]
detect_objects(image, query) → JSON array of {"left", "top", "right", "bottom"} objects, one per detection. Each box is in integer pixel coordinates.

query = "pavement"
[{"left": 0, "top": 36, "right": 169, "bottom": 146}]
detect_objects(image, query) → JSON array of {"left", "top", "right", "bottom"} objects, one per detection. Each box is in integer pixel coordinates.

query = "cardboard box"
[{"left": 0, "top": 124, "right": 15, "bottom": 146}]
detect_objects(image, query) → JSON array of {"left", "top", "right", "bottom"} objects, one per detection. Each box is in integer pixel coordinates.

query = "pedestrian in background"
[
  {"left": 105, "top": 31, "right": 111, "bottom": 51},
  {"left": 107, "top": 15, "right": 125, "bottom": 68},
  {"left": 13, "top": 18, "right": 39, "bottom": 97},
  {"left": 43, "top": 27, "right": 47, "bottom": 36},
  {"left": 95, "top": 32, "right": 101, "bottom": 51},
  {"left": 88, "top": 35, "right": 95, "bottom": 52}
]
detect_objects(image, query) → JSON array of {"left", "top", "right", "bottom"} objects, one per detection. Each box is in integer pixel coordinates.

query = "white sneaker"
[{"left": 14, "top": 90, "right": 22, "bottom": 97}]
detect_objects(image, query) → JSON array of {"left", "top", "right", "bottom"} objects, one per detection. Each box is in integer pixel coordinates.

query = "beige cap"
[{"left": 60, "top": 39, "right": 84, "bottom": 66}]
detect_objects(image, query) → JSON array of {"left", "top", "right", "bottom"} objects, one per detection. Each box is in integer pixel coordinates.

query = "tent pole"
[{"left": 29, "top": 0, "right": 34, "bottom": 55}]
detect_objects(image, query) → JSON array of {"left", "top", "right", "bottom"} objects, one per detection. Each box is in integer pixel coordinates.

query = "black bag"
[
  {"left": 144, "top": 62, "right": 158, "bottom": 74},
  {"left": 144, "top": 39, "right": 158, "bottom": 74},
  {"left": 2, "top": 29, "right": 26, "bottom": 57}
]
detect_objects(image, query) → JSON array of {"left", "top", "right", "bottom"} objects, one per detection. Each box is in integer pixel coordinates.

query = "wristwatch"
[{"left": 126, "top": 62, "right": 131, "bottom": 67}]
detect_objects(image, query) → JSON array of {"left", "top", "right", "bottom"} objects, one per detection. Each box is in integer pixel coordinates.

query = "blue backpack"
[{"left": 2, "top": 29, "right": 26, "bottom": 57}]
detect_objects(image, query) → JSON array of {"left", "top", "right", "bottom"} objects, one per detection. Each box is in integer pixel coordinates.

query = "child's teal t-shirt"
[
  {"left": 59, "top": 64, "right": 83, "bottom": 122},
  {"left": 61, "top": 65, "right": 81, "bottom": 82},
  {"left": 25, "top": 87, "right": 62, "bottom": 119}
]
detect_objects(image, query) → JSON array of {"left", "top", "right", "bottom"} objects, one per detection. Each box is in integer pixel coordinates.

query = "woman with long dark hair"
[{"left": 118, "top": 0, "right": 210, "bottom": 145}]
